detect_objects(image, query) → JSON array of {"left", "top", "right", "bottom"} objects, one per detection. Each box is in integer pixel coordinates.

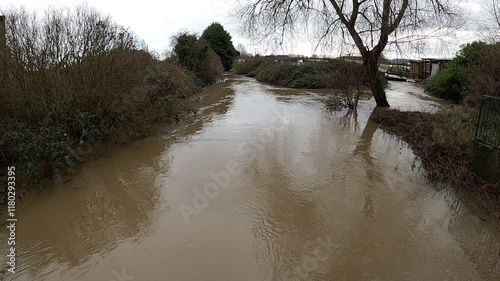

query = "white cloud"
[
  {"left": 1, "top": 0, "right": 239, "bottom": 53},
  {"left": 0, "top": 0, "right": 489, "bottom": 58}
]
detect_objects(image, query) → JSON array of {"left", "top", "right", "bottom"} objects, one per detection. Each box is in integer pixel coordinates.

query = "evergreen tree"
[
  {"left": 201, "top": 23, "right": 239, "bottom": 71},
  {"left": 172, "top": 32, "right": 224, "bottom": 85}
]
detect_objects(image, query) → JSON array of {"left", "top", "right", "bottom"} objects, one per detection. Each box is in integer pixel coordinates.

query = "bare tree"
[
  {"left": 0, "top": 5, "right": 142, "bottom": 124},
  {"left": 326, "top": 60, "right": 365, "bottom": 111},
  {"left": 482, "top": 0, "right": 500, "bottom": 42},
  {"left": 236, "top": 43, "right": 250, "bottom": 57},
  {"left": 490, "top": 0, "right": 500, "bottom": 27},
  {"left": 237, "top": 0, "right": 460, "bottom": 107}
]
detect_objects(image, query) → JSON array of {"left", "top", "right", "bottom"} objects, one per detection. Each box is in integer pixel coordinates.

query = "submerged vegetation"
[
  {"left": 0, "top": 6, "right": 236, "bottom": 204},
  {"left": 371, "top": 107, "right": 500, "bottom": 216}
]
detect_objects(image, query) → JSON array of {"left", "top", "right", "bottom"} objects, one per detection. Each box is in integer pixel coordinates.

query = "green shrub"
[
  {"left": 289, "top": 65, "right": 327, "bottom": 88},
  {"left": 172, "top": 32, "right": 224, "bottom": 85},
  {"left": 6, "top": 126, "right": 77, "bottom": 181},
  {"left": 248, "top": 60, "right": 276, "bottom": 77},
  {"left": 256, "top": 63, "right": 296, "bottom": 86},
  {"left": 425, "top": 66, "right": 464, "bottom": 104},
  {"left": 234, "top": 59, "right": 265, "bottom": 75},
  {"left": 290, "top": 72, "right": 326, "bottom": 88},
  {"left": 241, "top": 60, "right": 361, "bottom": 89},
  {"left": 201, "top": 23, "right": 239, "bottom": 71},
  {"left": 425, "top": 41, "right": 488, "bottom": 104}
]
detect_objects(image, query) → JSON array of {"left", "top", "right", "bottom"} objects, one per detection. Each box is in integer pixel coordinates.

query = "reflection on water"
[
  {"left": 384, "top": 81, "right": 444, "bottom": 112},
  {"left": 1, "top": 77, "right": 499, "bottom": 281}
]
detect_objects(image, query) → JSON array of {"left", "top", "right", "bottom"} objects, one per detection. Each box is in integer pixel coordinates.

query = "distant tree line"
[{"left": 170, "top": 22, "right": 239, "bottom": 85}]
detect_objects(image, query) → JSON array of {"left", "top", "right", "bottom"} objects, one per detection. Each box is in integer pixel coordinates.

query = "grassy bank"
[
  {"left": 371, "top": 106, "right": 500, "bottom": 216},
  {"left": 0, "top": 6, "right": 224, "bottom": 204},
  {"left": 234, "top": 58, "right": 369, "bottom": 89}
]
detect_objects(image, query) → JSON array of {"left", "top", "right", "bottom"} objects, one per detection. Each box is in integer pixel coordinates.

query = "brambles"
[
  {"left": 465, "top": 43, "right": 500, "bottom": 106},
  {"left": 0, "top": 6, "right": 204, "bottom": 203},
  {"left": 371, "top": 107, "right": 500, "bottom": 216},
  {"left": 171, "top": 32, "right": 224, "bottom": 86}
]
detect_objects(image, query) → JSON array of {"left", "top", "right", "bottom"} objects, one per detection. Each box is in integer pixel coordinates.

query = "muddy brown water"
[{"left": 1, "top": 77, "right": 499, "bottom": 281}]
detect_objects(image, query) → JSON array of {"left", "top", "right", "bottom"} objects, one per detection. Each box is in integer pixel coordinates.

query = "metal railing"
[{"left": 476, "top": 95, "right": 500, "bottom": 149}]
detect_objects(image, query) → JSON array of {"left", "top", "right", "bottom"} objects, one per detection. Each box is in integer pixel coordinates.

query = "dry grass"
[{"left": 371, "top": 106, "right": 500, "bottom": 217}]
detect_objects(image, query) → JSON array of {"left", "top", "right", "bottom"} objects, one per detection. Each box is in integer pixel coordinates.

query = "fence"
[{"left": 475, "top": 95, "right": 500, "bottom": 149}]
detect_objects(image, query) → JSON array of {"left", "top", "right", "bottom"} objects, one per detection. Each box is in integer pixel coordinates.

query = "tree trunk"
[{"left": 364, "top": 53, "right": 390, "bottom": 107}]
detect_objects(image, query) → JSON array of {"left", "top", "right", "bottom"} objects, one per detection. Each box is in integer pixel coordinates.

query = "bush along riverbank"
[
  {"left": 0, "top": 6, "right": 237, "bottom": 205},
  {"left": 234, "top": 57, "right": 375, "bottom": 89},
  {"left": 371, "top": 106, "right": 500, "bottom": 219},
  {"left": 425, "top": 41, "right": 500, "bottom": 105}
]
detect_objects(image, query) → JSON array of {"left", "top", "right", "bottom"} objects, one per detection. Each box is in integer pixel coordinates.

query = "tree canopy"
[
  {"left": 481, "top": 0, "right": 500, "bottom": 42},
  {"left": 201, "top": 23, "right": 239, "bottom": 71},
  {"left": 426, "top": 41, "right": 500, "bottom": 105},
  {"left": 172, "top": 32, "right": 224, "bottom": 85}
]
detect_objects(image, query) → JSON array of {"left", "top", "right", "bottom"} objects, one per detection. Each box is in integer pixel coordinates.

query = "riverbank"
[
  {"left": 234, "top": 58, "right": 381, "bottom": 89},
  {"left": 371, "top": 106, "right": 500, "bottom": 219},
  {"left": 0, "top": 57, "right": 204, "bottom": 206}
]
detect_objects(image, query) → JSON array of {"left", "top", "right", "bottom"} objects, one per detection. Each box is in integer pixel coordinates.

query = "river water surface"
[{"left": 1, "top": 77, "right": 499, "bottom": 280}]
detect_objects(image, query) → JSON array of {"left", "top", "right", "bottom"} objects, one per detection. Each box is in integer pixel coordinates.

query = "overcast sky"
[{"left": 0, "top": 0, "right": 489, "bottom": 59}]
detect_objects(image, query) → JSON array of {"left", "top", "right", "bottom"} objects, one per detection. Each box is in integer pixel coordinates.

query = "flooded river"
[{"left": 1, "top": 77, "right": 499, "bottom": 280}]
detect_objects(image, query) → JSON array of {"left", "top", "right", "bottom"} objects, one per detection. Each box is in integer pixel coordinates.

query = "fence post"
[
  {"left": 475, "top": 95, "right": 485, "bottom": 141},
  {"left": 0, "top": 15, "right": 6, "bottom": 85}
]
